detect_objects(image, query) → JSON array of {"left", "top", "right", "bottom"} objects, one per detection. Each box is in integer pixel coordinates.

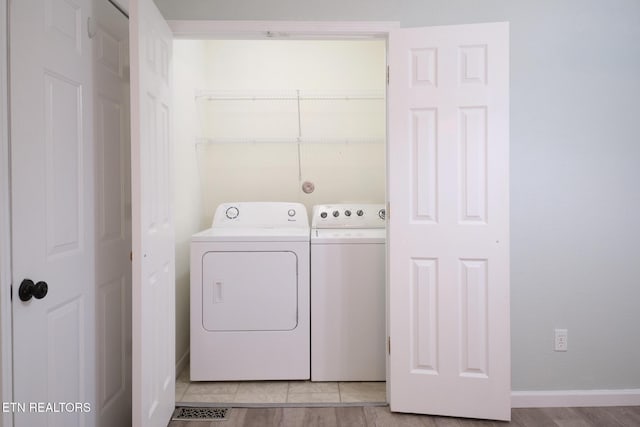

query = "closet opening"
[{"left": 173, "top": 38, "right": 389, "bottom": 406}]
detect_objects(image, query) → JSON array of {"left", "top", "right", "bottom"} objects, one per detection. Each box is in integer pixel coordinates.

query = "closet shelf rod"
[
  {"left": 195, "top": 137, "right": 385, "bottom": 145},
  {"left": 196, "top": 96, "right": 385, "bottom": 101},
  {"left": 195, "top": 91, "right": 384, "bottom": 102}
]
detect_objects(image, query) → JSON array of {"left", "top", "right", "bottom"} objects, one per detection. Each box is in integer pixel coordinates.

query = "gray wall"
[{"left": 154, "top": 0, "right": 640, "bottom": 391}]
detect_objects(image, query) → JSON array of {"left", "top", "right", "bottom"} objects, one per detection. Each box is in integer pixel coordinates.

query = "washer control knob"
[
  {"left": 378, "top": 209, "right": 386, "bottom": 220},
  {"left": 332, "top": 210, "right": 340, "bottom": 218},
  {"left": 320, "top": 211, "right": 328, "bottom": 219},
  {"left": 344, "top": 210, "right": 352, "bottom": 217},
  {"left": 225, "top": 206, "right": 239, "bottom": 219},
  {"left": 356, "top": 210, "right": 364, "bottom": 217},
  {"left": 288, "top": 209, "right": 296, "bottom": 217}
]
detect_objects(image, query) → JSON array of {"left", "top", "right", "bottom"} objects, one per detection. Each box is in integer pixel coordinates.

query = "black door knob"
[
  {"left": 18, "top": 279, "right": 48, "bottom": 301},
  {"left": 33, "top": 281, "right": 48, "bottom": 299},
  {"left": 18, "top": 279, "right": 34, "bottom": 301}
]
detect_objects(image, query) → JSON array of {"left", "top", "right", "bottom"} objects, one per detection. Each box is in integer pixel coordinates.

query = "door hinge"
[
  {"left": 388, "top": 336, "right": 391, "bottom": 355},
  {"left": 386, "top": 65, "right": 390, "bottom": 85}
]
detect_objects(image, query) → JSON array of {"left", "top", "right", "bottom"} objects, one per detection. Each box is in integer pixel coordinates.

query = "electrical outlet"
[{"left": 554, "top": 329, "right": 568, "bottom": 351}]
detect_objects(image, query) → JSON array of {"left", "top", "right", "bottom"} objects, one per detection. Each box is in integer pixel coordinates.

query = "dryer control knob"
[
  {"left": 378, "top": 209, "right": 386, "bottom": 220},
  {"left": 356, "top": 210, "right": 364, "bottom": 216},
  {"left": 320, "top": 212, "right": 328, "bottom": 219},
  {"left": 225, "top": 206, "right": 239, "bottom": 219},
  {"left": 344, "top": 210, "right": 352, "bottom": 217},
  {"left": 332, "top": 210, "right": 340, "bottom": 217},
  {"left": 288, "top": 209, "right": 296, "bottom": 217}
]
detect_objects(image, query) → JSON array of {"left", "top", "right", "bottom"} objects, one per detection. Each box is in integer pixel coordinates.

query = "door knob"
[
  {"left": 18, "top": 279, "right": 48, "bottom": 301},
  {"left": 33, "top": 281, "right": 48, "bottom": 299}
]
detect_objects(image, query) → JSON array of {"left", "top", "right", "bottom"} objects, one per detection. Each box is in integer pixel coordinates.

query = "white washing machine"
[
  {"left": 190, "top": 202, "right": 310, "bottom": 381},
  {"left": 311, "top": 203, "right": 386, "bottom": 381}
]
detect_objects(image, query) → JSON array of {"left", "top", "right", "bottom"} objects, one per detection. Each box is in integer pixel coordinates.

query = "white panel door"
[
  {"left": 93, "top": 0, "right": 131, "bottom": 426},
  {"left": 10, "top": 0, "right": 96, "bottom": 426},
  {"left": 388, "top": 22, "right": 510, "bottom": 421},
  {"left": 129, "top": 0, "right": 175, "bottom": 426}
]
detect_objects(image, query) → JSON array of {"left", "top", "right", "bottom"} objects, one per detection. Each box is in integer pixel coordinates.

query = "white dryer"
[
  {"left": 190, "top": 202, "right": 310, "bottom": 381},
  {"left": 311, "top": 204, "right": 386, "bottom": 381}
]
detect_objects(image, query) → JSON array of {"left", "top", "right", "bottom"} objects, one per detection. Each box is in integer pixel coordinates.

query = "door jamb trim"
[
  {"left": 0, "top": 0, "right": 14, "bottom": 424},
  {"left": 168, "top": 20, "right": 399, "bottom": 40}
]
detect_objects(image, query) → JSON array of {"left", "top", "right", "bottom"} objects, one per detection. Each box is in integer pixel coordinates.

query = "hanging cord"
[{"left": 296, "top": 89, "right": 302, "bottom": 181}]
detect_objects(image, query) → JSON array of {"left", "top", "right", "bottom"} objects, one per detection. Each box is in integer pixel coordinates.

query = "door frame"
[
  {"left": 168, "top": 18, "right": 398, "bottom": 401},
  {"left": 0, "top": 0, "right": 14, "bottom": 425},
  {"left": 168, "top": 20, "right": 399, "bottom": 40}
]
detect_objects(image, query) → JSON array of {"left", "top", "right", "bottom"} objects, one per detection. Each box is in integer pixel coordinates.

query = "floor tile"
[
  {"left": 339, "top": 382, "right": 386, "bottom": 403},
  {"left": 230, "top": 380, "right": 290, "bottom": 403},
  {"left": 287, "top": 392, "right": 341, "bottom": 403},
  {"left": 174, "top": 379, "right": 387, "bottom": 405},
  {"left": 339, "top": 381, "right": 386, "bottom": 393},
  {"left": 176, "top": 365, "right": 190, "bottom": 383},
  {"left": 180, "top": 392, "right": 236, "bottom": 403},
  {"left": 233, "top": 392, "right": 289, "bottom": 403},
  {"left": 175, "top": 381, "right": 188, "bottom": 401},
  {"left": 288, "top": 381, "right": 339, "bottom": 393},
  {"left": 235, "top": 381, "right": 289, "bottom": 394},
  {"left": 340, "top": 391, "right": 387, "bottom": 403},
  {"left": 185, "top": 381, "right": 239, "bottom": 394}
]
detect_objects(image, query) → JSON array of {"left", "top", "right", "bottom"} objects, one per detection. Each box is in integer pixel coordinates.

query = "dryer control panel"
[
  {"left": 312, "top": 204, "right": 386, "bottom": 229},
  {"left": 212, "top": 202, "right": 308, "bottom": 228}
]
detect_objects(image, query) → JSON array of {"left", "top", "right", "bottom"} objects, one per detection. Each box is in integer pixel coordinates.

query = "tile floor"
[{"left": 176, "top": 366, "right": 386, "bottom": 405}]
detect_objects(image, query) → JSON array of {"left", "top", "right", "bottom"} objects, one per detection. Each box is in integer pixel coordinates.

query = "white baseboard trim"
[
  {"left": 176, "top": 350, "right": 190, "bottom": 379},
  {"left": 512, "top": 389, "right": 640, "bottom": 408}
]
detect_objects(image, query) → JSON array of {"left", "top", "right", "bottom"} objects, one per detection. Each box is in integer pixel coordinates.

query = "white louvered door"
[
  {"left": 388, "top": 22, "right": 510, "bottom": 421},
  {"left": 130, "top": 0, "right": 175, "bottom": 426}
]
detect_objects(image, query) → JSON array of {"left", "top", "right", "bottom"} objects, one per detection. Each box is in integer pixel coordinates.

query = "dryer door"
[{"left": 202, "top": 251, "right": 298, "bottom": 331}]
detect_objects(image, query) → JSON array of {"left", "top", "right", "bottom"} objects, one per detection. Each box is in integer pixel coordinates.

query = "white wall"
[
  {"left": 156, "top": 0, "right": 640, "bottom": 392},
  {"left": 194, "top": 40, "right": 386, "bottom": 224},
  {"left": 173, "top": 40, "right": 208, "bottom": 368}
]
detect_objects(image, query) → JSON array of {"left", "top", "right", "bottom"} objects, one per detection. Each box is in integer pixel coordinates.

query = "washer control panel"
[{"left": 312, "top": 204, "right": 386, "bottom": 229}]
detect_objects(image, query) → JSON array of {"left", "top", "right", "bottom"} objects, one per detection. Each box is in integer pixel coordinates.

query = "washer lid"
[
  {"left": 193, "top": 227, "right": 310, "bottom": 242},
  {"left": 311, "top": 228, "right": 386, "bottom": 244}
]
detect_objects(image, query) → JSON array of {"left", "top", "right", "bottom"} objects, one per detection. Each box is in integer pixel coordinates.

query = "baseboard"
[
  {"left": 511, "top": 389, "right": 640, "bottom": 408},
  {"left": 176, "top": 349, "right": 190, "bottom": 379}
]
